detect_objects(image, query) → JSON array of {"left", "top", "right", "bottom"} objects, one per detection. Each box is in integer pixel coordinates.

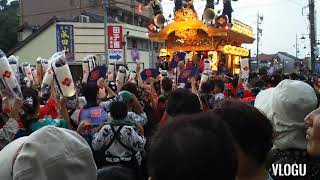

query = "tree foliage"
[{"left": 0, "top": 0, "right": 19, "bottom": 54}]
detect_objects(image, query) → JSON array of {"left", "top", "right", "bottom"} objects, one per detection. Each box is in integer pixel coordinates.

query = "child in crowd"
[{"left": 92, "top": 101, "right": 145, "bottom": 178}]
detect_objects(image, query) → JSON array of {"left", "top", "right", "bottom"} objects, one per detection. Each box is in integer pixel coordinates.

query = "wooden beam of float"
[{"left": 149, "top": 22, "right": 254, "bottom": 52}]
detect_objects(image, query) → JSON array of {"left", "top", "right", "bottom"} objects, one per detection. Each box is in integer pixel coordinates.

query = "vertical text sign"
[
  {"left": 56, "top": 24, "right": 75, "bottom": 61},
  {"left": 108, "top": 26, "right": 123, "bottom": 49}
]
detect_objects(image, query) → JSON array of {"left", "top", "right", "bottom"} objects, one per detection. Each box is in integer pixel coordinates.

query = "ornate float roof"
[{"left": 148, "top": 8, "right": 255, "bottom": 51}]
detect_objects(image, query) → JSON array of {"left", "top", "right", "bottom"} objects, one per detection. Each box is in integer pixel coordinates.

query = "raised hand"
[{"left": 7, "top": 97, "right": 22, "bottom": 120}]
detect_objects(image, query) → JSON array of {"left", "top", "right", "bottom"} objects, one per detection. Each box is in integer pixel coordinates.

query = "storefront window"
[{"left": 127, "top": 38, "right": 149, "bottom": 50}]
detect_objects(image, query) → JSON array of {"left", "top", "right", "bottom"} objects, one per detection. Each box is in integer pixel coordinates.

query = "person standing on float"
[
  {"left": 205, "top": 0, "right": 219, "bottom": 10},
  {"left": 174, "top": 0, "right": 195, "bottom": 12},
  {"left": 216, "top": 0, "right": 234, "bottom": 23},
  {"left": 142, "top": 0, "right": 163, "bottom": 16}
]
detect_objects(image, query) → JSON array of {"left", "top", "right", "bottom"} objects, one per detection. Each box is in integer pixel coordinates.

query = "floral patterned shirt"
[
  {"left": 107, "top": 112, "right": 148, "bottom": 126},
  {"left": 92, "top": 125, "right": 146, "bottom": 164}
]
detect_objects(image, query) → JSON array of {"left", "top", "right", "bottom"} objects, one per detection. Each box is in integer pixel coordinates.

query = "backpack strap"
[
  {"left": 103, "top": 125, "right": 124, "bottom": 151},
  {"left": 110, "top": 125, "right": 137, "bottom": 155}
]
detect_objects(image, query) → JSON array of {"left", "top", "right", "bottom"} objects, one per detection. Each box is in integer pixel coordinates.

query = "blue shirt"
[{"left": 80, "top": 106, "right": 107, "bottom": 125}]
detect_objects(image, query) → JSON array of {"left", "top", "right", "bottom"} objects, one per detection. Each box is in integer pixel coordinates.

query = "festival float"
[{"left": 144, "top": 0, "right": 254, "bottom": 75}]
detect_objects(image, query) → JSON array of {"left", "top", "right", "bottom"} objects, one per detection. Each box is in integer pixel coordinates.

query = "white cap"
[
  {"left": 255, "top": 79, "right": 317, "bottom": 150},
  {"left": 0, "top": 126, "right": 97, "bottom": 180}
]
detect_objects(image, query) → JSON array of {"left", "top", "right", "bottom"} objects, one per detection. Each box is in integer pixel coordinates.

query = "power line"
[
  {"left": 23, "top": 0, "right": 149, "bottom": 17},
  {"left": 22, "top": 0, "right": 307, "bottom": 17},
  {"left": 286, "top": 0, "right": 305, "bottom": 6}
]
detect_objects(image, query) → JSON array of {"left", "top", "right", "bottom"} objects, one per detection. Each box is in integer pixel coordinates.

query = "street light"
[
  {"left": 260, "top": 16, "right": 264, "bottom": 21},
  {"left": 295, "top": 33, "right": 312, "bottom": 59},
  {"left": 256, "top": 11, "right": 264, "bottom": 72}
]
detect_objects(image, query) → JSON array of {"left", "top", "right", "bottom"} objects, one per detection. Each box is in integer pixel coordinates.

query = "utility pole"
[
  {"left": 309, "top": 0, "right": 316, "bottom": 72},
  {"left": 256, "top": 12, "right": 263, "bottom": 72},
  {"left": 102, "top": 0, "right": 109, "bottom": 67},
  {"left": 151, "top": 40, "right": 154, "bottom": 68},
  {"left": 256, "top": 12, "right": 259, "bottom": 72},
  {"left": 132, "top": 0, "right": 135, "bottom": 25},
  {"left": 296, "top": 34, "right": 298, "bottom": 59}
]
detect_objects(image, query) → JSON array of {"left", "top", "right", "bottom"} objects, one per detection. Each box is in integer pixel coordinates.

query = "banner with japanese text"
[
  {"left": 108, "top": 26, "right": 123, "bottom": 49},
  {"left": 56, "top": 24, "right": 75, "bottom": 62},
  {"left": 107, "top": 26, "right": 124, "bottom": 62}
]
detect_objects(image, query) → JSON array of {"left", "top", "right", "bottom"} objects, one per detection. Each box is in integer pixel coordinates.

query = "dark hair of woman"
[
  {"left": 121, "top": 82, "right": 140, "bottom": 99},
  {"left": 110, "top": 101, "right": 128, "bottom": 120},
  {"left": 213, "top": 99, "right": 274, "bottom": 164},
  {"left": 200, "top": 81, "right": 213, "bottom": 94},
  {"left": 20, "top": 87, "right": 40, "bottom": 128},
  {"left": 161, "top": 77, "right": 173, "bottom": 93},
  {"left": 148, "top": 112, "right": 238, "bottom": 180},
  {"left": 81, "top": 83, "right": 99, "bottom": 106},
  {"left": 166, "top": 88, "right": 201, "bottom": 117}
]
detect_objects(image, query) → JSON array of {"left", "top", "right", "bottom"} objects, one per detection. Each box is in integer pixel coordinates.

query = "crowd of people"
[{"left": 1, "top": 52, "right": 320, "bottom": 180}]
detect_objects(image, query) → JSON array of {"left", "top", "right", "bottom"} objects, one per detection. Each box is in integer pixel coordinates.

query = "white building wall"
[
  {"left": 63, "top": 22, "right": 154, "bottom": 68},
  {"left": 14, "top": 22, "right": 157, "bottom": 68},
  {"left": 14, "top": 25, "right": 56, "bottom": 64}
]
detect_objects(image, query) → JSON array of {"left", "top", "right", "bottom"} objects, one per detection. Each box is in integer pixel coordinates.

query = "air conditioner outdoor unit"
[{"left": 79, "top": 15, "right": 90, "bottom": 23}]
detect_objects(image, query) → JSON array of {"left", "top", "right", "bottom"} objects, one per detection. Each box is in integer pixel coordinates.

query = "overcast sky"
[
  {"left": 9, "top": 0, "right": 318, "bottom": 58},
  {"left": 162, "top": 0, "right": 319, "bottom": 58}
]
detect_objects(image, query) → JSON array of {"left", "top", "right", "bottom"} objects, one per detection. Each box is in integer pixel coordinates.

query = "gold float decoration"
[
  {"left": 175, "top": 29, "right": 198, "bottom": 39},
  {"left": 233, "top": 68, "right": 241, "bottom": 75},
  {"left": 208, "top": 51, "right": 218, "bottom": 71},
  {"left": 159, "top": 48, "right": 169, "bottom": 57},
  {"left": 146, "top": 2, "right": 255, "bottom": 75},
  {"left": 223, "top": 45, "right": 250, "bottom": 57},
  {"left": 174, "top": 8, "right": 198, "bottom": 22},
  {"left": 233, "top": 56, "right": 240, "bottom": 65},
  {"left": 230, "top": 20, "right": 254, "bottom": 38}
]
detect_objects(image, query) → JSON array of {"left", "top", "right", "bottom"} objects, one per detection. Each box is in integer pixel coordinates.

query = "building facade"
[
  {"left": 251, "top": 52, "right": 299, "bottom": 73},
  {"left": 10, "top": 19, "right": 162, "bottom": 69},
  {"left": 17, "top": 0, "right": 153, "bottom": 41},
  {"left": 276, "top": 52, "right": 297, "bottom": 74}
]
